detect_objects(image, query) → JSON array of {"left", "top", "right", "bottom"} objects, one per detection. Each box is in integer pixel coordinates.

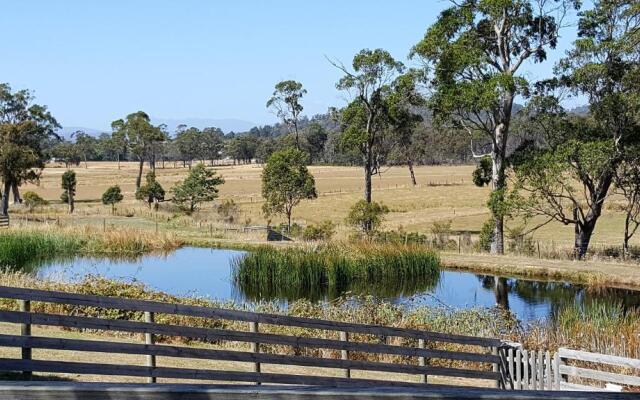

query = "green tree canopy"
[
  {"left": 333, "top": 48, "right": 404, "bottom": 217},
  {"left": 60, "top": 170, "right": 76, "bottom": 214},
  {"left": 261, "top": 148, "right": 317, "bottom": 230},
  {"left": 137, "top": 171, "right": 165, "bottom": 210},
  {"left": 267, "top": 80, "right": 306, "bottom": 149},
  {"left": 111, "top": 111, "right": 166, "bottom": 190},
  {"left": 171, "top": 163, "right": 225, "bottom": 213},
  {"left": 102, "top": 185, "right": 124, "bottom": 213},
  {"left": 345, "top": 200, "right": 389, "bottom": 236},
  {"left": 410, "top": 0, "right": 579, "bottom": 254},
  {"left": 0, "top": 83, "right": 60, "bottom": 215}
]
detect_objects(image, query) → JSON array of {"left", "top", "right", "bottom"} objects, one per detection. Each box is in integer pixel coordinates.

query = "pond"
[{"left": 33, "top": 247, "right": 640, "bottom": 323}]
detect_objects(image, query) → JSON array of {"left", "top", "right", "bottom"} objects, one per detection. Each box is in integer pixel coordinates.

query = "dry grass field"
[{"left": 16, "top": 161, "right": 632, "bottom": 250}]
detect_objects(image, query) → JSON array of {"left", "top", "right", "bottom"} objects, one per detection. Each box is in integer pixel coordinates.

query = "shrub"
[
  {"left": 217, "top": 199, "right": 239, "bottom": 223},
  {"left": 431, "top": 220, "right": 452, "bottom": 247},
  {"left": 22, "top": 192, "right": 48, "bottom": 211},
  {"left": 346, "top": 200, "right": 389, "bottom": 234},
  {"left": 478, "top": 218, "right": 495, "bottom": 252},
  {"left": 302, "top": 221, "right": 335, "bottom": 241},
  {"left": 102, "top": 186, "right": 124, "bottom": 214}
]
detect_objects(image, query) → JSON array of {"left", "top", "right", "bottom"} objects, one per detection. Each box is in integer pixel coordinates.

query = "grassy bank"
[
  {"left": 231, "top": 243, "right": 441, "bottom": 301},
  {"left": 0, "top": 227, "right": 184, "bottom": 269}
]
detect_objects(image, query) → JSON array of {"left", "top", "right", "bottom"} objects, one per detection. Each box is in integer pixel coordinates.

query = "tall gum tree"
[
  {"left": 332, "top": 49, "right": 404, "bottom": 210},
  {"left": 0, "top": 83, "right": 59, "bottom": 215},
  {"left": 111, "top": 111, "right": 165, "bottom": 191},
  {"left": 410, "top": 0, "right": 579, "bottom": 254},
  {"left": 266, "top": 80, "right": 306, "bottom": 149},
  {"left": 510, "top": 0, "right": 640, "bottom": 259}
]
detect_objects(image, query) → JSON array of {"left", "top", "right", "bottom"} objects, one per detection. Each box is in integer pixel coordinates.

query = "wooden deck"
[{"left": 0, "top": 382, "right": 636, "bottom": 399}]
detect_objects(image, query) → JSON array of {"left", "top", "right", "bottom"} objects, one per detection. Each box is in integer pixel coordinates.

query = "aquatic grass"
[
  {"left": 0, "top": 230, "right": 84, "bottom": 270},
  {"left": 231, "top": 242, "right": 441, "bottom": 301},
  {"left": 522, "top": 301, "right": 640, "bottom": 359},
  {"left": 0, "top": 227, "right": 184, "bottom": 269}
]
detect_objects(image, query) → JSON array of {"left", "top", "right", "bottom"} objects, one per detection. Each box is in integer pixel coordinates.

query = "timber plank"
[
  {"left": 0, "top": 311, "right": 499, "bottom": 364},
  {"left": 0, "top": 334, "right": 499, "bottom": 380},
  {"left": 0, "top": 285, "right": 500, "bottom": 347}
]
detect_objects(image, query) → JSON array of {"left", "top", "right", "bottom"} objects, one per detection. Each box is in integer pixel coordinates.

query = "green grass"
[
  {"left": 0, "top": 230, "right": 84, "bottom": 270},
  {"left": 0, "top": 228, "right": 184, "bottom": 270},
  {"left": 231, "top": 242, "right": 441, "bottom": 301}
]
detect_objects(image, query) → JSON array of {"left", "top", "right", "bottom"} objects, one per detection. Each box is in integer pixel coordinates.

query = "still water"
[{"left": 34, "top": 247, "right": 640, "bottom": 323}]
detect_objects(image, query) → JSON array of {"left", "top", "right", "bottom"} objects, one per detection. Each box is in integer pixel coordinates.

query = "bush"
[
  {"left": 102, "top": 186, "right": 124, "bottom": 214},
  {"left": 217, "top": 199, "right": 239, "bottom": 223},
  {"left": 22, "top": 191, "right": 48, "bottom": 211},
  {"left": 431, "top": 220, "right": 452, "bottom": 247},
  {"left": 302, "top": 220, "right": 335, "bottom": 241},
  {"left": 371, "top": 229, "right": 429, "bottom": 245},
  {"left": 345, "top": 200, "right": 389, "bottom": 234},
  {"left": 478, "top": 218, "right": 495, "bottom": 252}
]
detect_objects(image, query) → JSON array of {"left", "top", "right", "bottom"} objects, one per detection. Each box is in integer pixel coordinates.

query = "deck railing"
[{"left": 0, "top": 285, "right": 505, "bottom": 388}]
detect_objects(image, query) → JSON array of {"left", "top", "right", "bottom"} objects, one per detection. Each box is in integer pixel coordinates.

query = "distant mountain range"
[{"left": 57, "top": 117, "right": 258, "bottom": 139}]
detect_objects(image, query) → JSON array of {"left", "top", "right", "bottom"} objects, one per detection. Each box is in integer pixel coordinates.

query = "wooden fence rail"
[{"left": 0, "top": 285, "right": 503, "bottom": 388}]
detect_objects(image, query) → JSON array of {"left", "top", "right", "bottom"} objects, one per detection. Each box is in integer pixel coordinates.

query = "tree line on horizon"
[{"left": 0, "top": 0, "right": 638, "bottom": 260}]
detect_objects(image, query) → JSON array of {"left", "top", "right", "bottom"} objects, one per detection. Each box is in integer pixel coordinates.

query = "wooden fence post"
[
  {"left": 515, "top": 348, "right": 522, "bottom": 390},
  {"left": 250, "top": 321, "right": 261, "bottom": 384},
  {"left": 418, "top": 338, "right": 428, "bottom": 384},
  {"left": 531, "top": 350, "right": 537, "bottom": 390},
  {"left": 553, "top": 352, "right": 561, "bottom": 390},
  {"left": 522, "top": 350, "right": 529, "bottom": 390},
  {"left": 144, "top": 311, "right": 156, "bottom": 383},
  {"left": 19, "top": 299, "right": 31, "bottom": 380},
  {"left": 538, "top": 350, "right": 544, "bottom": 391},
  {"left": 340, "top": 331, "right": 350, "bottom": 379},
  {"left": 545, "top": 351, "right": 552, "bottom": 390},
  {"left": 507, "top": 348, "right": 514, "bottom": 390},
  {"left": 491, "top": 346, "right": 499, "bottom": 388}
]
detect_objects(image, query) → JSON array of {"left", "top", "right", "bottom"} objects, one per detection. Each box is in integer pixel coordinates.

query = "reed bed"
[
  {"left": 231, "top": 242, "right": 441, "bottom": 301},
  {"left": 0, "top": 227, "right": 184, "bottom": 269},
  {"left": 523, "top": 302, "right": 640, "bottom": 359}
]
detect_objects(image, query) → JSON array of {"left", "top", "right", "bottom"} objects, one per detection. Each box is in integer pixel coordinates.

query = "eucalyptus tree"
[
  {"left": 73, "top": 131, "right": 97, "bottom": 168},
  {"left": 111, "top": 111, "right": 165, "bottom": 190},
  {"left": 266, "top": 80, "right": 306, "bottom": 149},
  {"left": 410, "top": 0, "right": 579, "bottom": 254},
  {"left": 615, "top": 154, "right": 640, "bottom": 257},
  {"left": 332, "top": 49, "right": 404, "bottom": 210},
  {"left": 60, "top": 170, "right": 76, "bottom": 214},
  {"left": 387, "top": 71, "right": 425, "bottom": 185},
  {"left": 261, "top": 148, "right": 317, "bottom": 230},
  {"left": 509, "top": 0, "right": 640, "bottom": 259},
  {"left": 0, "top": 83, "right": 60, "bottom": 215}
]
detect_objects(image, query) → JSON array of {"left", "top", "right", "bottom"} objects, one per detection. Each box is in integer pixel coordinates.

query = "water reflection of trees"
[
  {"left": 478, "top": 275, "right": 640, "bottom": 318},
  {"left": 236, "top": 272, "right": 442, "bottom": 303}
]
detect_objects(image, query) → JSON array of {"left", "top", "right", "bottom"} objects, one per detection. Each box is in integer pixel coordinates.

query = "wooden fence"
[
  {"left": 503, "top": 346, "right": 640, "bottom": 392},
  {"left": 0, "top": 285, "right": 504, "bottom": 388},
  {"left": 0, "top": 215, "right": 8, "bottom": 229}
]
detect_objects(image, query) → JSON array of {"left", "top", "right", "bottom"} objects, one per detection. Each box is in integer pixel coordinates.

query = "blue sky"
[{"left": 1, "top": 1, "right": 582, "bottom": 131}]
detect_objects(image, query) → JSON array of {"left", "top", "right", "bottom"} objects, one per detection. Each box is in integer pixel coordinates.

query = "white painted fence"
[{"left": 502, "top": 346, "right": 640, "bottom": 392}]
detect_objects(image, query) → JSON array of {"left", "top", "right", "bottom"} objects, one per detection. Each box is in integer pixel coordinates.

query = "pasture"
[{"left": 17, "top": 161, "right": 630, "bottom": 250}]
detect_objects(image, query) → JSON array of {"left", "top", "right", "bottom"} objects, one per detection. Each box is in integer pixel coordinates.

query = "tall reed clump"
[
  {"left": 523, "top": 301, "right": 640, "bottom": 359},
  {"left": 0, "top": 227, "right": 184, "bottom": 269},
  {"left": 0, "top": 230, "right": 84, "bottom": 269},
  {"left": 231, "top": 243, "right": 440, "bottom": 301}
]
